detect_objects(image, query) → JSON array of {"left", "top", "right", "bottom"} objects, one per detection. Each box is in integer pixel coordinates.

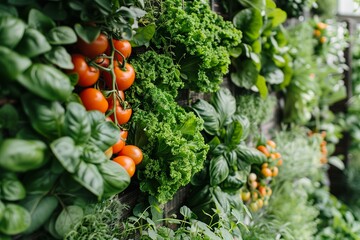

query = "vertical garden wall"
[{"left": 1, "top": 0, "right": 360, "bottom": 239}]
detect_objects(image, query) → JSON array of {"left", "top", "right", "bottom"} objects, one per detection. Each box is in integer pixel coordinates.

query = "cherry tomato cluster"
[
  {"left": 313, "top": 21, "right": 328, "bottom": 45},
  {"left": 66, "top": 33, "right": 142, "bottom": 178},
  {"left": 241, "top": 140, "right": 282, "bottom": 212},
  {"left": 308, "top": 130, "right": 328, "bottom": 164}
]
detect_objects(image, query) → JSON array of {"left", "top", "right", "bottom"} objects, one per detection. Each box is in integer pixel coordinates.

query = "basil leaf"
[
  {"left": 209, "top": 155, "right": 229, "bottom": 186},
  {"left": 98, "top": 161, "right": 130, "bottom": 198},
  {"left": 1, "top": 176, "right": 26, "bottom": 201},
  {"left": 80, "top": 144, "right": 108, "bottom": 164},
  {"left": 233, "top": 8, "right": 262, "bottom": 42},
  {"left": 89, "top": 121, "right": 120, "bottom": 152},
  {"left": 63, "top": 102, "right": 91, "bottom": 145},
  {"left": 47, "top": 26, "right": 77, "bottom": 45},
  {"left": 231, "top": 58, "right": 259, "bottom": 89},
  {"left": 74, "top": 23, "right": 100, "bottom": 43},
  {"left": 0, "top": 139, "right": 47, "bottom": 172},
  {"left": 224, "top": 120, "right": 243, "bottom": 147},
  {"left": 22, "top": 94, "right": 65, "bottom": 139},
  {"left": 28, "top": 8, "right": 55, "bottom": 33},
  {"left": 55, "top": 205, "right": 84, "bottom": 238},
  {"left": 0, "top": 15, "right": 25, "bottom": 49},
  {"left": 0, "top": 204, "right": 31, "bottom": 235},
  {"left": 191, "top": 99, "right": 220, "bottom": 136},
  {"left": 73, "top": 161, "right": 103, "bottom": 197},
  {"left": 236, "top": 144, "right": 267, "bottom": 165},
  {"left": 0, "top": 46, "right": 31, "bottom": 81},
  {"left": 211, "top": 88, "right": 236, "bottom": 128},
  {"left": 23, "top": 169, "right": 59, "bottom": 194},
  {"left": 15, "top": 28, "right": 51, "bottom": 58},
  {"left": 50, "top": 137, "right": 81, "bottom": 174},
  {"left": 17, "top": 64, "right": 73, "bottom": 101},
  {"left": 21, "top": 195, "right": 58, "bottom": 234},
  {"left": 44, "top": 46, "right": 74, "bottom": 69}
]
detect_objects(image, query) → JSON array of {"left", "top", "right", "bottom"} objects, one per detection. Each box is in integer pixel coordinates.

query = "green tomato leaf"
[
  {"left": 50, "top": 137, "right": 81, "bottom": 174},
  {"left": 236, "top": 145, "right": 266, "bottom": 165},
  {"left": 0, "top": 46, "right": 31, "bottom": 81},
  {"left": 15, "top": 28, "right": 51, "bottom": 58},
  {"left": 28, "top": 8, "right": 55, "bottom": 33},
  {"left": 55, "top": 205, "right": 84, "bottom": 238},
  {"left": 1, "top": 176, "right": 26, "bottom": 201},
  {"left": 89, "top": 121, "right": 120, "bottom": 152},
  {"left": 255, "top": 75, "right": 268, "bottom": 99},
  {"left": 0, "top": 139, "right": 47, "bottom": 172},
  {"left": 0, "top": 204, "right": 31, "bottom": 235},
  {"left": 17, "top": 64, "right": 73, "bottom": 101},
  {"left": 191, "top": 99, "right": 220, "bottom": 136},
  {"left": 21, "top": 195, "right": 58, "bottom": 234},
  {"left": 211, "top": 88, "right": 236, "bottom": 128},
  {"left": 44, "top": 46, "right": 74, "bottom": 69},
  {"left": 231, "top": 58, "right": 259, "bottom": 89},
  {"left": 80, "top": 144, "right": 108, "bottom": 164},
  {"left": 210, "top": 155, "right": 229, "bottom": 186},
  {"left": 0, "top": 15, "right": 25, "bottom": 49},
  {"left": 47, "top": 26, "right": 77, "bottom": 45},
  {"left": 74, "top": 23, "right": 100, "bottom": 43},
  {"left": 63, "top": 102, "right": 91, "bottom": 145},
  {"left": 130, "top": 23, "right": 156, "bottom": 47},
  {"left": 98, "top": 160, "right": 130, "bottom": 199},
  {"left": 233, "top": 8, "right": 262, "bottom": 42},
  {"left": 22, "top": 94, "right": 65, "bottom": 139},
  {"left": 73, "top": 161, "right": 103, "bottom": 197}
]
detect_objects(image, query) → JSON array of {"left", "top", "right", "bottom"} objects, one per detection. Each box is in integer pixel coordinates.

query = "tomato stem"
[
  {"left": 114, "top": 48, "right": 127, "bottom": 69},
  {"left": 109, "top": 35, "right": 119, "bottom": 126}
]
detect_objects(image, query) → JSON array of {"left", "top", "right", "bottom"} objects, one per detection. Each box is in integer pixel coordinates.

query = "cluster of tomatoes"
[
  {"left": 67, "top": 33, "right": 142, "bottom": 177},
  {"left": 313, "top": 21, "right": 328, "bottom": 45},
  {"left": 308, "top": 130, "right": 328, "bottom": 164},
  {"left": 241, "top": 140, "right": 283, "bottom": 212}
]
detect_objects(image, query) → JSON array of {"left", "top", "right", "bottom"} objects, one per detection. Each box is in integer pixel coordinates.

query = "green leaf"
[
  {"left": 329, "top": 156, "right": 345, "bottom": 170},
  {"left": 267, "top": 8, "right": 287, "bottom": 27},
  {"left": 43, "top": 2, "right": 67, "bottom": 21},
  {"left": 50, "top": 137, "right": 81, "bottom": 174},
  {"left": 0, "top": 139, "right": 47, "bottom": 172},
  {"left": 15, "top": 28, "right": 51, "bottom": 58},
  {"left": 23, "top": 169, "right": 59, "bottom": 194},
  {"left": 224, "top": 120, "right": 243, "bottom": 147},
  {"left": 130, "top": 23, "right": 155, "bottom": 47},
  {"left": 212, "top": 88, "right": 236, "bottom": 128},
  {"left": 73, "top": 161, "right": 103, "bottom": 197},
  {"left": 28, "top": 8, "right": 55, "bottom": 33},
  {"left": 255, "top": 75, "right": 268, "bottom": 99},
  {"left": 0, "top": 4, "right": 18, "bottom": 17},
  {"left": 236, "top": 145, "right": 266, "bottom": 165},
  {"left": 98, "top": 160, "right": 130, "bottom": 198},
  {"left": 0, "top": 46, "right": 31, "bottom": 80},
  {"left": 0, "top": 204, "right": 31, "bottom": 235},
  {"left": 0, "top": 104, "right": 19, "bottom": 134},
  {"left": 1, "top": 176, "right": 26, "bottom": 201},
  {"left": 17, "top": 64, "right": 73, "bottom": 101},
  {"left": 89, "top": 121, "right": 120, "bottom": 152},
  {"left": 263, "top": 65, "right": 284, "bottom": 84},
  {"left": 191, "top": 99, "right": 220, "bottom": 136},
  {"left": 80, "top": 144, "right": 108, "bottom": 164},
  {"left": 233, "top": 8, "right": 263, "bottom": 42},
  {"left": 22, "top": 94, "right": 65, "bottom": 139},
  {"left": 0, "top": 15, "right": 26, "bottom": 49},
  {"left": 47, "top": 26, "right": 77, "bottom": 45},
  {"left": 44, "top": 46, "right": 74, "bottom": 69},
  {"left": 231, "top": 59, "right": 259, "bottom": 89},
  {"left": 21, "top": 195, "right": 58, "bottom": 234},
  {"left": 8, "top": 0, "right": 35, "bottom": 5},
  {"left": 210, "top": 155, "right": 229, "bottom": 186},
  {"left": 94, "top": 0, "right": 112, "bottom": 14},
  {"left": 74, "top": 23, "right": 100, "bottom": 43},
  {"left": 63, "top": 102, "right": 91, "bottom": 145},
  {"left": 55, "top": 205, "right": 84, "bottom": 238},
  {"left": 0, "top": 201, "right": 4, "bottom": 220}
]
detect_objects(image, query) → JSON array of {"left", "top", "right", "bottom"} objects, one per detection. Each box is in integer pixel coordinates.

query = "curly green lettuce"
[
  {"left": 128, "top": 51, "right": 209, "bottom": 203},
  {"left": 152, "top": 0, "right": 242, "bottom": 93}
]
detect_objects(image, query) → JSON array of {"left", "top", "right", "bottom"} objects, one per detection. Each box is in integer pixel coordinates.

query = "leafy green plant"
[
  {"left": 276, "top": 0, "right": 317, "bottom": 18},
  {"left": 127, "top": 51, "right": 209, "bottom": 204},
  {"left": 151, "top": 0, "right": 242, "bottom": 93}
]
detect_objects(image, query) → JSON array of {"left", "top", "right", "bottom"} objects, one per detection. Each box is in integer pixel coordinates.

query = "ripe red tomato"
[
  {"left": 103, "top": 63, "right": 135, "bottom": 91},
  {"left": 95, "top": 57, "right": 110, "bottom": 68},
  {"left": 107, "top": 91, "right": 125, "bottom": 107},
  {"left": 119, "top": 145, "right": 143, "bottom": 165},
  {"left": 112, "top": 130, "right": 128, "bottom": 154},
  {"left": 69, "top": 54, "right": 100, "bottom": 87},
  {"left": 113, "top": 39, "right": 132, "bottom": 61},
  {"left": 113, "top": 155, "right": 136, "bottom": 177},
  {"left": 110, "top": 105, "right": 132, "bottom": 125},
  {"left": 77, "top": 33, "right": 109, "bottom": 59},
  {"left": 79, "top": 88, "right": 108, "bottom": 113}
]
